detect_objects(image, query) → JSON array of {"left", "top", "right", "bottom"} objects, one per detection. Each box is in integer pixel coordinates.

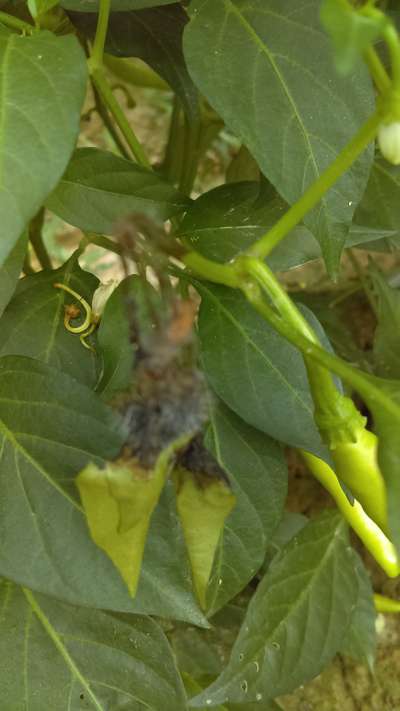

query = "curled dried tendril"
[{"left": 53, "top": 282, "right": 97, "bottom": 351}]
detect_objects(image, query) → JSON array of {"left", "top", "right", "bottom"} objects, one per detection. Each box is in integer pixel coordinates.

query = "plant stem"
[
  {"left": 364, "top": 46, "right": 391, "bottom": 94},
  {"left": 182, "top": 252, "right": 239, "bottom": 288},
  {"left": 29, "top": 208, "right": 52, "bottom": 271},
  {"left": 90, "top": 0, "right": 111, "bottom": 70},
  {"left": 241, "top": 279, "right": 400, "bottom": 420},
  {"left": 383, "top": 23, "right": 400, "bottom": 91},
  {"left": 163, "top": 96, "right": 184, "bottom": 185},
  {"left": 85, "top": 233, "right": 124, "bottom": 255},
  {"left": 90, "top": 78, "right": 131, "bottom": 159},
  {"left": 248, "top": 110, "right": 382, "bottom": 260},
  {"left": 90, "top": 67, "right": 151, "bottom": 168},
  {"left": 0, "top": 10, "right": 34, "bottom": 33}
]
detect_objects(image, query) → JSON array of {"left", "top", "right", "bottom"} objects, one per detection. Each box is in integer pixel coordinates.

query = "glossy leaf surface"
[
  {"left": 0, "top": 581, "right": 187, "bottom": 710},
  {"left": 184, "top": 0, "right": 374, "bottom": 273},
  {"left": 0, "top": 28, "right": 87, "bottom": 265},
  {"left": 179, "top": 181, "right": 319, "bottom": 272},
  {"left": 196, "top": 282, "right": 328, "bottom": 458},
  {"left": 46, "top": 148, "right": 189, "bottom": 233},
  {"left": 190, "top": 511, "right": 358, "bottom": 706},
  {"left": 0, "top": 257, "right": 99, "bottom": 388}
]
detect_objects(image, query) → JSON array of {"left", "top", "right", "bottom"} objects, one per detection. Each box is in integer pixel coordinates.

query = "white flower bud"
[
  {"left": 377, "top": 121, "right": 400, "bottom": 165},
  {"left": 91, "top": 279, "right": 118, "bottom": 320}
]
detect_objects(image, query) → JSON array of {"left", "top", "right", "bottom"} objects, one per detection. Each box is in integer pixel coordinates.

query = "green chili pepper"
[
  {"left": 330, "top": 427, "right": 388, "bottom": 534},
  {"left": 374, "top": 593, "right": 400, "bottom": 612},
  {"left": 301, "top": 450, "right": 399, "bottom": 578}
]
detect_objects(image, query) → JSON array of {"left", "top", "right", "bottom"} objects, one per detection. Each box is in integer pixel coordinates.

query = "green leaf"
[
  {"left": 184, "top": 0, "right": 374, "bottom": 273},
  {"left": 62, "top": 0, "right": 177, "bottom": 10},
  {"left": 350, "top": 157, "right": 400, "bottom": 248},
  {"left": 196, "top": 282, "right": 328, "bottom": 458},
  {"left": 68, "top": 4, "right": 199, "bottom": 119},
  {"left": 28, "top": 0, "right": 59, "bottom": 19},
  {"left": 189, "top": 511, "right": 358, "bottom": 707},
  {"left": 178, "top": 181, "right": 320, "bottom": 272},
  {"left": 175, "top": 466, "right": 236, "bottom": 610},
  {"left": 262, "top": 512, "right": 308, "bottom": 570},
  {"left": 0, "top": 581, "right": 187, "bottom": 710},
  {"left": 0, "top": 356, "right": 206, "bottom": 625},
  {"left": 46, "top": 148, "right": 189, "bottom": 234},
  {"left": 340, "top": 551, "right": 377, "bottom": 668},
  {"left": 0, "top": 255, "right": 99, "bottom": 388},
  {"left": 0, "top": 28, "right": 87, "bottom": 266},
  {"left": 204, "top": 402, "right": 287, "bottom": 615},
  {"left": 0, "top": 231, "right": 27, "bottom": 319},
  {"left": 96, "top": 278, "right": 134, "bottom": 400},
  {"left": 320, "top": 0, "right": 387, "bottom": 74},
  {"left": 369, "top": 263, "right": 400, "bottom": 378}
]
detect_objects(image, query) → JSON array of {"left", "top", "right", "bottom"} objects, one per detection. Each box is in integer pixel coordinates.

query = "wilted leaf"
[
  {"left": 0, "top": 28, "right": 87, "bottom": 265},
  {"left": 46, "top": 148, "right": 189, "bottom": 233},
  {"left": 184, "top": 0, "right": 374, "bottom": 274},
  {"left": 190, "top": 511, "right": 358, "bottom": 707},
  {"left": 0, "top": 356, "right": 206, "bottom": 624},
  {"left": 174, "top": 466, "right": 236, "bottom": 609},
  {"left": 77, "top": 437, "right": 189, "bottom": 597},
  {"left": 0, "top": 581, "right": 187, "bottom": 710}
]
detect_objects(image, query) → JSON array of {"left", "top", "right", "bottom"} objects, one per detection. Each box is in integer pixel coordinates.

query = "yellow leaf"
[
  {"left": 77, "top": 458, "right": 166, "bottom": 596},
  {"left": 174, "top": 468, "right": 236, "bottom": 609}
]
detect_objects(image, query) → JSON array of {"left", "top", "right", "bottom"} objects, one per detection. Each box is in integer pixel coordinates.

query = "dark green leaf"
[
  {"left": 196, "top": 282, "right": 328, "bottom": 458},
  {"left": 46, "top": 148, "right": 189, "bottom": 234},
  {"left": 0, "top": 232, "right": 27, "bottom": 319},
  {"left": 62, "top": 0, "right": 177, "bottom": 10},
  {"left": 184, "top": 0, "right": 374, "bottom": 273},
  {"left": 178, "top": 181, "right": 320, "bottom": 272},
  {"left": 350, "top": 157, "right": 400, "bottom": 248},
  {"left": 0, "top": 581, "right": 187, "bottom": 710},
  {"left": 0, "top": 28, "right": 87, "bottom": 266},
  {"left": 204, "top": 402, "right": 287, "bottom": 614},
  {"left": 262, "top": 512, "right": 308, "bottom": 569},
  {"left": 321, "top": 0, "right": 387, "bottom": 74},
  {"left": 68, "top": 4, "right": 198, "bottom": 119},
  {"left": 96, "top": 278, "right": 135, "bottom": 400},
  {"left": 190, "top": 511, "right": 358, "bottom": 707},
  {"left": 0, "top": 356, "right": 206, "bottom": 625},
  {"left": 0, "top": 256, "right": 99, "bottom": 388},
  {"left": 369, "top": 263, "right": 400, "bottom": 378},
  {"left": 340, "top": 551, "right": 377, "bottom": 668}
]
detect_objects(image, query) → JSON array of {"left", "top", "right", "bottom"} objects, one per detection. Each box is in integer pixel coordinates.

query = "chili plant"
[{"left": 1, "top": 0, "right": 400, "bottom": 708}]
